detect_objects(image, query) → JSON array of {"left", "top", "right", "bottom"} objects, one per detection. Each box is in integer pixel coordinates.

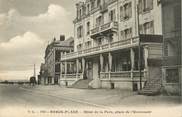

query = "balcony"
[
  {"left": 61, "top": 37, "right": 139, "bottom": 61},
  {"left": 90, "top": 21, "right": 118, "bottom": 38},
  {"left": 61, "top": 35, "right": 163, "bottom": 61}
]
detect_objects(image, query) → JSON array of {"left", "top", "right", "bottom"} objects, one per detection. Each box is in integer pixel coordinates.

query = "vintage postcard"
[{"left": 0, "top": 0, "right": 181, "bottom": 117}]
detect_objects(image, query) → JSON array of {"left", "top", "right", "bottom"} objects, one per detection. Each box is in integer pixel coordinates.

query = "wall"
[{"left": 101, "top": 80, "right": 145, "bottom": 90}]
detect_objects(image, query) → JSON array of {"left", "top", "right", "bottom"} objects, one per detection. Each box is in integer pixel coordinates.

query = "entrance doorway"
[{"left": 86, "top": 61, "right": 93, "bottom": 80}]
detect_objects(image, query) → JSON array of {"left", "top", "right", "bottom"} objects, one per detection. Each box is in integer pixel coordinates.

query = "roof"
[
  {"left": 45, "top": 37, "right": 74, "bottom": 58},
  {"left": 54, "top": 37, "right": 74, "bottom": 47}
]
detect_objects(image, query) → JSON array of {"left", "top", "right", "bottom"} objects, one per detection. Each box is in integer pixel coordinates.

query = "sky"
[{"left": 0, "top": 0, "right": 82, "bottom": 80}]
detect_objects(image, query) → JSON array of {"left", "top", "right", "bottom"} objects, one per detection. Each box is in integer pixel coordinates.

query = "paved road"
[
  {"left": 0, "top": 84, "right": 180, "bottom": 108},
  {"left": 0, "top": 84, "right": 181, "bottom": 117},
  {"left": 0, "top": 84, "right": 106, "bottom": 108}
]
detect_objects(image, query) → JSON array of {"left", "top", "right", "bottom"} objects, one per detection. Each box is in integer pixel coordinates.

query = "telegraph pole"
[{"left": 34, "top": 64, "right": 36, "bottom": 78}]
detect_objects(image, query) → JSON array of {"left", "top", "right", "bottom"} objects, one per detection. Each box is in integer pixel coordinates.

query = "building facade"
[
  {"left": 60, "top": 0, "right": 163, "bottom": 91},
  {"left": 42, "top": 36, "right": 74, "bottom": 85},
  {"left": 161, "top": 0, "right": 181, "bottom": 95}
]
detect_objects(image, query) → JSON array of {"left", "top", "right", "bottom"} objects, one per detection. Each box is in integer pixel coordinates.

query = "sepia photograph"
[{"left": 0, "top": 0, "right": 181, "bottom": 117}]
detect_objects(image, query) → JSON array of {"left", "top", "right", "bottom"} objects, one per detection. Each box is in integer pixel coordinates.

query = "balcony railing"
[
  {"left": 61, "top": 37, "right": 139, "bottom": 61},
  {"left": 61, "top": 73, "right": 82, "bottom": 80},
  {"left": 61, "top": 35, "right": 162, "bottom": 61},
  {"left": 91, "top": 21, "right": 118, "bottom": 38},
  {"left": 100, "top": 71, "right": 145, "bottom": 81}
]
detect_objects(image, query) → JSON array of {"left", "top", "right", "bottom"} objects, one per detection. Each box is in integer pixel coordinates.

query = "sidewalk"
[{"left": 22, "top": 85, "right": 181, "bottom": 107}]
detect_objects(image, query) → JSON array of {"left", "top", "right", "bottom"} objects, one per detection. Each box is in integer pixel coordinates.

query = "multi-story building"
[
  {"left": 61, "top": 0, "right": 163, "bottom": 93},
  {"left": 38, "top": 63, "right": 46, "bottom": 85},
  {"left": 44, "top": 35, "right": 74, "bottom": 85},
  {"left": 161, "top": 0, "right": 181, "bottom": 95}
]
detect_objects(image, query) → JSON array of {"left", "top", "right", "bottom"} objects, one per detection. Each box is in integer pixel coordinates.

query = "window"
[
  {"left": 55, "top": 50, "right": 61, "bottom": 62},
  {"left": 77, "top": 8, "right": 82, "bottom": 19},
  {"left": 144, "top": 21, "right": 154, "bottom": 34},
  {"left": 97, "top": 38, "right": 102, "bottom": 45},
  {"left": 174, "top": 5, "right": 181, "bottom": 30},
  {"left": 143, "top": 0, "right": 153, "bottom": 12},
  {"left": 139, "top": 0, "right": 153, "bottom": 13},
  {"left": 79, "top": 9, "right": 82, "bottom": 17},
  {"left": 87, "top": 22, "right": 90, "bottom": 35},
  {"left": 85, "top": 41, "right": 92, "bottom": 48},
  {"left": 109, "top": 9, "right": 116, "bottom": 22},
  {"left": 120, "top": 6, "right": 124, "bottom": 20},
  {"left": 120, "top": 28, "right": 132, "bottom": 39},
  {"left": 77, "top": 26, "right": 83, "bottom": 38},
  {"left": 91, "top": 1, "right": 95, "bottom": 9},
  {"left": 138, "top": 0, "right": 143, "bottom": 13},
  {"left": 120, "top": 31, "right": 125, "bottom": 40},
  {"left": 77, "top": 44, "right": 82, "bottom": 51},
  {"left": 120, "top": 2, "right": 132, "bottom": 21},
  {"left": 140, "top": 21, "right": 154, "bottom": 34},
  {"left": 125, "top": 28, "right": 132, "bottom": 39},
  {"left": 55, "top": 64, "right": 60, "bottom": 72},
  {"left": 87, "top": 4, "right": 90, "bottom": 14},
  {"left": 124, "top": 2, "right": 132, "bottom": 19},
  {"left": 166, "top": 69, "right": 179, "bottom": 83},
  {"left": 97, "top": 0, "right": 101, "bottom": 7},
  {"left": 96, "top": 16, "right": 103, "bottom": 27},
  {"left": 164, "top": 41, "right": 168, "bottom": 56}
]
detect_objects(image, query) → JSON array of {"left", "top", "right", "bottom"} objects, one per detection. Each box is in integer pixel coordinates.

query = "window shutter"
[
  {"left": 109, "top": 11, "right": 111, "bottom": 21},
  {"left": 138, "top": 0, "right": 143, "bottom": 13},
  {"left": 129, "top": 2, "right": 132, "bottom": 18},
  {"left": 120, "top": 6, "right": 124, "bottom": 20},
  {"left": 113, "top": 10, "right": 116, "bottom": 21},
  {"left": 139, "top": 24, "right": 143, "bottom": 34},
  {"left": 148, "top": 0, "right": 153, "bottom": 10},
  {"left": 81, "top": 26, "right": 83, "bottom": 37},
  {"left": 120, "top": 31, "right": 124, "bottom": 40},
  {"left": 150, "top": 21, "right": 154, "bottom": 34},
  {"left": 129, "top": 28, "right": 132, "bottom": 38}
]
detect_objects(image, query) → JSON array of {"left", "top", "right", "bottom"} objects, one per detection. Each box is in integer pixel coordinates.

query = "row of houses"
[{"left": 38, "top": 0, "right": 181, "bottom": 96}]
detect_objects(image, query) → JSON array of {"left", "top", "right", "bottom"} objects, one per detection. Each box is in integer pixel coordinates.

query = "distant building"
[
  {"left": 41, "top": 35, "right": 74, "bottom": 85},
  {"left": 38, "top": 63, "right": 46, "bottom": 85},
  {"left": 161, "top": 0, "right": 181, "bottom": 95},
  {"left": 60, "top": 0, "right": 163, "bottom": 93}
]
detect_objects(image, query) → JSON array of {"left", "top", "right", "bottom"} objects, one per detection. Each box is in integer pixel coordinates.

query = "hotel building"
[{"left": 60, "top": 0, "right": 163, "bottom": 94}]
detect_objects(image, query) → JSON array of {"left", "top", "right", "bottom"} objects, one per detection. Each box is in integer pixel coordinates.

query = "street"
[
  {"left": 0, "top": 84, "right": 181, "bottom": 108},
  {"left": 0, "top": 84, "right": 182, "bottom": 117},
  {"left": 0, "top": 84, "right": 100, "bottom": 108}
]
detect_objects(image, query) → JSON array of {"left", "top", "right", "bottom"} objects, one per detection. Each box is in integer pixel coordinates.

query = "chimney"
[{"left": 60, "top": 35, "right": 65, "bottom": 41}]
